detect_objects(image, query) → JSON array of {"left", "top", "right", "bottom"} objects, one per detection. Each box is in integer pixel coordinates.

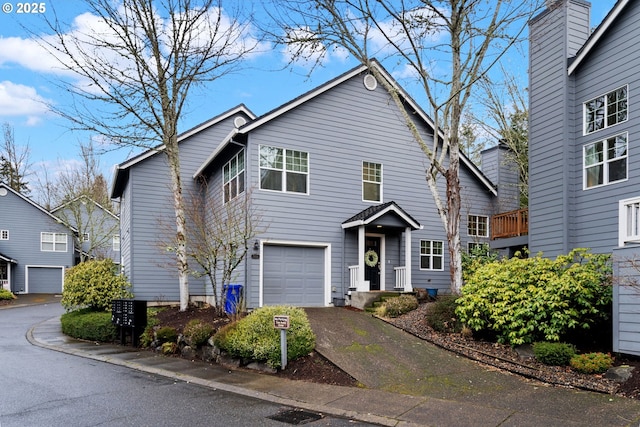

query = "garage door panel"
[
  {"left": 28, "top": 266, "right": 63, "bottom": 293},
  {"left": 263, "top": 245, "right": 325, "bottom": 307}
]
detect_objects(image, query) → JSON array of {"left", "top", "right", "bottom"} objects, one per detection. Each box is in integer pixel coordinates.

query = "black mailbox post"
[{"left": 111, "top": 299, "right": 147, "bottom": 346}]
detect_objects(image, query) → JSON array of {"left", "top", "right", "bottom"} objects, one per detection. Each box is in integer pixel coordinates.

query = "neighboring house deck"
[
  {"left": 111, "top": 60, "right": 518, "bottom": 309},
  {"left": 528, "top": 0, "right": 640, "bottom": 356},
  {"left": 0, "top": 183, "right": 76, "bottom": 294}
]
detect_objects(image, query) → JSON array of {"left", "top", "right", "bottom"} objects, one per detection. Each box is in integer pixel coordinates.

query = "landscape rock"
[
  {"left": 181, "top": 345, "right": 197, "bottom": 359},
  {"left": 606, "top": 365, "right": 635, "bottom": 383},
  {"left": 246, "top": 361, "right": 277, "bottom": 374}
]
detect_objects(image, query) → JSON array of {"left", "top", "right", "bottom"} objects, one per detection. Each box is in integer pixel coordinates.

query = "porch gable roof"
[
  {"left": 341, "top": 201, "right": 422, "bottom": 230},
  {"left": 0, "top": 252, "right": 17, "bottom": 263}
]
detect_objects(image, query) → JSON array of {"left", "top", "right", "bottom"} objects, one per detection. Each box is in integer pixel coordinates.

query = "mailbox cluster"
[{"left": 111, "top": 299, "right": 147, "bottom": 346}]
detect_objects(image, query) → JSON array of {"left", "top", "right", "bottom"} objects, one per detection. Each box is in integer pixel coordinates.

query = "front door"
[
  {"left": 364, "top": 237, "right": 380, "bottom": 291},
  {"left": 0, "top": 262, "right": 8, "bottom": 291}
]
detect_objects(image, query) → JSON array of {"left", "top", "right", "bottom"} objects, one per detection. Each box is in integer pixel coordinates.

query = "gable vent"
[
  {"left": 363, "top": 74, "right": 377, "bottom": 91},
  {"left": 0, "top": 188, "right": 6, "bottom": 196},
  {"left": 234, "top": 116, "right": 247, "bottom": 128}
]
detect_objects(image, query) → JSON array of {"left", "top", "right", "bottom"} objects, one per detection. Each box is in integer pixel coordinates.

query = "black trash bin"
[{"left": 224, "top": 284, "right": 243, "bottom": 315}]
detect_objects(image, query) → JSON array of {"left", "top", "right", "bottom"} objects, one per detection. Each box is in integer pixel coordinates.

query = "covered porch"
[
  {"left": 342, "top": 201, "right": 422, "bottom": 293},
  {"left": 0, "top": 252, "right": 17, "bottom": 292}
]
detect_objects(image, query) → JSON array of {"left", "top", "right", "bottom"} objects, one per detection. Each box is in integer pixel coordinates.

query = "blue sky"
[{"left": 0, "top": 1, "right": 619, "bottom": 196}]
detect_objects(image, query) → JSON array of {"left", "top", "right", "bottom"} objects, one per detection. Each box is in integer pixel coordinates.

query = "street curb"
[{"left": 27, "top": 317, "right": 402, "bottom": 427}]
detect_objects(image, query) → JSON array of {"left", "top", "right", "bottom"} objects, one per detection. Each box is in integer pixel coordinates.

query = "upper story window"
[
  {"left": 112, "top": 235, "right": 120, "bottom": 251},
  {"left": 41, "top": 232, "right": 67, "bottom": 252},
  {"left": 619, "top": 197, "right": 640, "bottom": 246},
  {"left": 362, "top": 161, "right": 382, "bottom": 202},
  {"left": 259, "top": 145, "right": 308, "bottom": 194},
  {"left": 584, "top": 86, "right": 627, "bottom": 135},
  {"left": 420, "top": 240, "right": 444, "bottom": 270},
  {"left": 82, "top": 233, "right": 89, "bottom": 242},
  {"left": 468, "top": 215, "right": 488, "bottom": 237},
  {"left": 584, "top": 132, "right": 627, "bottom": 189},
  {"left": 0, "top": 230, "right": 8, "bottom": 240},
  {"left": 223, "top": 149, "right": 245, "bottom": 203}
]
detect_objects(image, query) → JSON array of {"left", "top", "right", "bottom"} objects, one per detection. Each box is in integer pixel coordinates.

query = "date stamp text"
[{"left": 3, "top": 2, "right": 47, "bottom": 14}]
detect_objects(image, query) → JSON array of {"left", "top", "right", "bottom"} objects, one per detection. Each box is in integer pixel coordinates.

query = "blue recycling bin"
[{"left": 224, "top": 284, "right": 243, "bottom": 314}]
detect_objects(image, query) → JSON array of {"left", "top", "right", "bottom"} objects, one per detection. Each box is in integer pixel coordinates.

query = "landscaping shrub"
[
  {"left": 570, "top": 352, "right": 613, "bottom": 374},
  {"left": 183, "top": 319, "right": 214, "bottom": 347},
  {"left": 456, "top": 248, "right": 612, "bottom": 346},
  {"left": 156, "top": 326, "right": 178, "bottom": 344},
  {"left": 461, "top": 243, "right": 500, "bottom": 282},
  {"left": 60, "top": 308, "right": 118, "bottom": 342},
  {"left": 139, "top": 309, "right": 161, "bottom": 347},
  {"left": 0, "top": 288, "right": 15, "bottom": 301},
  {"left": 62, "top": 259, "right": 133, "bottom": 312},
  {"left": 213, "top": 305, "right": 315, "bottom": 368},
  {"left": 425, "top": 295, "right": 463, "bottom": 333},
  {"left": 375, "top": 294, "right": 418, "bottom": 318},
  {"left": 533, "top": 341, "right": 576, "bottom": 366}
]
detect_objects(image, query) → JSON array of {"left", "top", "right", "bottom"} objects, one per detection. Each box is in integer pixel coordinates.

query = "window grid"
[
  {"left": 584, "top": 133, "right": 628, "bottom": 189},
  {"left": 619, "top": 197, "right": 640, "bottom": 246},
  {"left": 113, "top": 235, "right": 121, "bottom": 251},
  {"left": 467, "top": 215, "right": 488, "bottom": 237},
  {"left": 584, "top": 86, "right": 628, "bottom": 134},
  {"left": 362, "top": 161, "right": 382, "bottom": 202},
  {"left": 41, "top": 232, "right": 67, "bottom": 252},
  {"left": 0, "top": 230, "right": 8, "bottom": 240},
  {"left": 259, "top": 145, "right": 308, "bottom": 194},
  {"left": 223, "top": 149, "right": 245, "bottom": 203},
  {"left": 420, "top": 240, "right": 444, "bottom": 271}
]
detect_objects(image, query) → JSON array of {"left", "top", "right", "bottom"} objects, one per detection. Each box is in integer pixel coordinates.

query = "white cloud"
[{"left": 0, "top": 81, "right": 51, "bottom": 125}]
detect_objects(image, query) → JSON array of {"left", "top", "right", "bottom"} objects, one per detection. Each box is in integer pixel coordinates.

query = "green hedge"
[
  {"left": 456, "top": 248, "right": 612, "bottom": 346},
  {"left": 60, "top": 309, "right": 118, "bottom": 342},
  {"left": 213, "top": 305, "right": 315, "bottom": 368}
]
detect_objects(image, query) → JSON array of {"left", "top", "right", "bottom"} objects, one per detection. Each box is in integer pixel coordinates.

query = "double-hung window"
[
  {"left": 420, "top": 240, "right": 443, "bottom": 270},
  {"left": 41, "top": 232, "right": 67, "bottom": 252},
  {"left": 584, "top": 86, "right": 627, "bottom": 134},
  {"left": 584, "top": 132, "right": 627, "bottom": 189},
  {"left": 223, "top": 149, "right": 245, "bottom": 203},
  {"left": 259, "top": 145, "right": 308, "bottom": 194},
  {"left": 467, "top": 215, "right": 488, "bottom": 237},
  {"left": 112, "top": 235, "right": 120, "bottom": 251},
  {"left": 362, "top": 161, "right": 382, "bottom": 202},
  {"left": 619, "top": 197, "right": 640, "bottom": 246}
]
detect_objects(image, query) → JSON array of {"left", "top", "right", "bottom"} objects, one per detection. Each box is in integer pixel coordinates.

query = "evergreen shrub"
[
  {"left": 375, "top": 294, "right": 418, "bottom": 317},
  {"left": 0, "top": 288, "right": 15, "bottom": 301},
  {"left": 570, "top": 352, "right": 614, "bottom": 374},
  {"left": 456, "top": 248, "right": 612, "bottom": 346},
  {"left": 183, "top": 319, "right": 214, "bottom": 347},
  {"left": 425, "top": 294, "right": 463, "bottom": 333},
  {"left": 62, "top": 259, "right": 132, "bottom": 312},
  {"left": 213, "top": 305, "right": 315, "bottom": 368},
  {"left": 60, "top": 308, "right": 118, "bottom": 342},
  {"left": 532, "top": 341, "right": 576, "bottom": 366}
]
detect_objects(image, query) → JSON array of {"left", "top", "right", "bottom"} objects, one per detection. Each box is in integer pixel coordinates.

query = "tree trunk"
[{"left": 446, "top": 148, "right": 463, "bottom": 294}]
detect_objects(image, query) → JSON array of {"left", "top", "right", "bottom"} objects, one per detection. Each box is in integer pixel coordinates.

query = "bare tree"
[
  {"left": 268, "top": 0, "right": 543, "bottom": 292},
  {"left": 37, "top": 0, "right": 261, "bottom": 310},
  {"left": 475, "top": 68, "right": 529, "bottom": 207},
  {"left": 180, "top": 183, "right": 264, "bottom": 315},
  {"left": 1, "top": 122, "right": 32, "bottom": 195}
]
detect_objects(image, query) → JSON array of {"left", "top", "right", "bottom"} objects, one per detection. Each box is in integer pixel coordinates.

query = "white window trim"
[
  {"left": 41, "top": 232, "right": 68, "bottom": 252},
  {"left": 258, "top": 145, "right": 310, "bottom": 195},
  {"left": 619, "top": 196, "right": 640, "bottom": 246},
  {"left": 419, "top": 240, "right": 444, "bottom": 271},
  {"left": 223, "top": 149, "right": 245, "bottom": 203},
  {"left": 583, "top": 85, "right": 628, "bottom": 135},
  {"left": 112, "top": 235, "right": 121, "bottom": 252},
  {"left": 0, "top": 230, "right": 8, "bottom": 240},
  {"left": 583, "top": 132, "right": 628, "bottom": 190},
  {"left": 467, "top": 215, "right": 489, "bottom": 237},
  {"left": 362, "top": 161, "right": 383, "bottom": 203}
]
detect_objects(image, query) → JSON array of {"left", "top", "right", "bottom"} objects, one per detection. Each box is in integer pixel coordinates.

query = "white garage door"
[
  {"left": 263, "top": 245, "right": 325, "bottom": 307},
  {"left": 27, "top": 266, "right": 64, "bottom": 293}
]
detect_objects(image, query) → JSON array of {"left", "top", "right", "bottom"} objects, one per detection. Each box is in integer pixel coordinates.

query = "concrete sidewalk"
[{"left": 21, "top": 300, "right": 640, "bottom": 426}]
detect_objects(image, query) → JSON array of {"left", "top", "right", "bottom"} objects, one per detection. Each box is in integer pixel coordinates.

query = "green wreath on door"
[{"left": 364, "top": 249, "right": 379, "bottom": 267}]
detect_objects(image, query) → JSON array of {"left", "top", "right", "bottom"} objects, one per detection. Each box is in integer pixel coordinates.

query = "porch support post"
[
  {"left": 404, "top": 227, "right": 413, "bottom": 292},
  {"left": 358, "top": 225, "right": 366, "bottom": 291}
]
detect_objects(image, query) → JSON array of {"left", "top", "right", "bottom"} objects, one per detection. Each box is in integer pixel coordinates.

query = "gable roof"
[
  {"left": 51, "top": 194, "right": 119, "bottom": 220},
  {"left": 193, "top": 60, "right": 497, "bottom": 196},
  {"left": 0, "top": 252, "right": 17, "bottom": 264},
  {"left": 568, "top": 0, "right": 630, "bottom": 75},
  {"left": 110, "top": 104, "right": 256, "bottom": 199},
  {"left": 342, "top": 201, "right": 422, "bottom": 230},
  {"left": 0, "top": 183, "right": 78, "bottom": 233}
]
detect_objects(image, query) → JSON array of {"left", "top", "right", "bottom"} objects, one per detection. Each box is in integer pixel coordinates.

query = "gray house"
[
  {"left": 0, "top": 183, "right": 76, "bottom": 294},
  {"left": 51, "top": 195, "right": 120, "bottom": 265},
  {"left": 112, "top": 60, "right": 515, "bottom": 308},
  {"left": 528, "top": 0, "right": 640, "bottom": 355}
]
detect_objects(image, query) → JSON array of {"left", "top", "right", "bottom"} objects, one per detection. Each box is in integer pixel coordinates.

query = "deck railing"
[
  {"left": 491, "top": 208, "right": 528, "bottom": 240},
  {"left": 394, "top": 266, "right": 407, "bottom": 289}
]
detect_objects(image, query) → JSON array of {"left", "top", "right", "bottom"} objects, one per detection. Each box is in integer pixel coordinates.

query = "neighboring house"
[
  {"left": 50, "top": 195, "right": 120, "bottom": 265},
  {"left": 527, "top": 0, "right": 640, "bottom": 355},
  {"left": 0, "top": 183, "right": 76, "bottom": 294},
  {"left": 111, "top": 60, "right": 518, "bottom": 308}
]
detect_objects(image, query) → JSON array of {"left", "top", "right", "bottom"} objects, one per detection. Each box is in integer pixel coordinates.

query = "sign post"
[{"left": 273, "top": 315, "right": 290, "bottom": 369}]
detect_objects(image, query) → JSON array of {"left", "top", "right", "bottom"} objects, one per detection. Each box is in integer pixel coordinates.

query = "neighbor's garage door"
[
  {"left": 27, "top": 266, "right": 63, "bottom": 293},
  {"left": 263, "top": 245, "right": 325, "bottom": 307}
]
